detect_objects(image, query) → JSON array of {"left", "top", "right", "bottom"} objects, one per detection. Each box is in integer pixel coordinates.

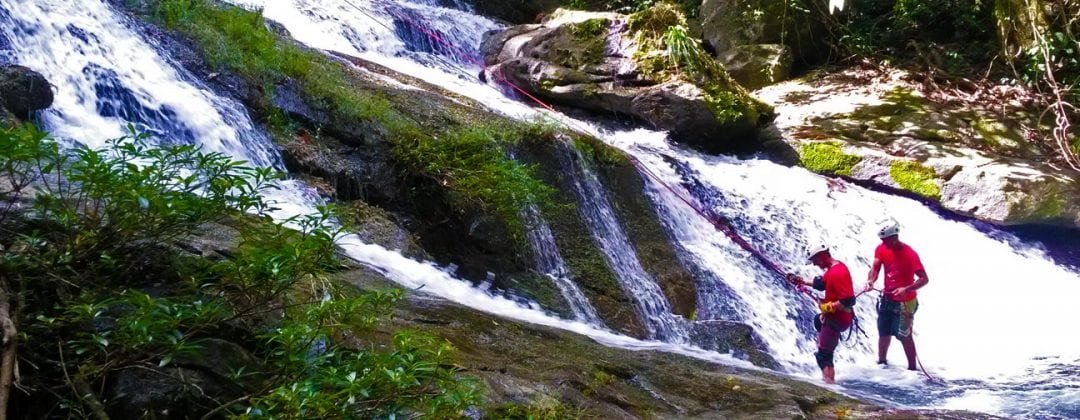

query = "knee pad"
[{"left": 815, "top": 350, "right": 834, "bottom": 369}]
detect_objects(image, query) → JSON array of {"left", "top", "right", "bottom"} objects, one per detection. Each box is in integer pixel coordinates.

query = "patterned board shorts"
[{"left": 877, "top": 298, "right": 918, "bottom": 338}]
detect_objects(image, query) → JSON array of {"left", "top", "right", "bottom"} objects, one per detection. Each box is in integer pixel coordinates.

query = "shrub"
[{"left": 0, "top": 125, "right": 480, "bottom": 417}]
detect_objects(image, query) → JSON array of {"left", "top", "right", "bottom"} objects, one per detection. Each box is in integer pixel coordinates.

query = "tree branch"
[{"left": 0, "top": 277, "right": 17, "bottom": 420}]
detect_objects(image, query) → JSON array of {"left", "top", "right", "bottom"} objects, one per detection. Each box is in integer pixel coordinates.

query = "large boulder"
[
  {"left": 755, "top": 67, "right": 1080, "bottom": 229},
  {"left": 104, "top": 338, "right": 255, "bottom": 418},
  {"left": 699, "top": 0, "right": 831, "bottom": 70},
  {"left": 721, "top": 44, "right": 793, "bottom": 90},
  {"left": 482, "top": 7, "right": 775, "bottom": 154},
  {"left": 0, "top": 65, "right": 54, "bottom": 118}
]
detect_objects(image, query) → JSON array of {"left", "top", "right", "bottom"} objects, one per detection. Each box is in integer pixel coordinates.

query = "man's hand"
[
  {"left": 863, "top": 281, "right": 876, "bottom": 293},
  {"left": 786, "top": 273, "right": 805, "bottom": 287},
  {"left": 890, "top": 286, "right": 908, "bottom": 298}
]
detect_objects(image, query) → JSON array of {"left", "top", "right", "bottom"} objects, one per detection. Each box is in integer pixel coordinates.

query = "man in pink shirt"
[{"left": 865, "top": 220, "right": 929, "bottom": 370}]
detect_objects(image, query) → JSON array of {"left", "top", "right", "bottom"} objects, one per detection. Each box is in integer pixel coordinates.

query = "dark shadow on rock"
[{"left": 690, "top": 320, "right": 781, "bottom": 370}]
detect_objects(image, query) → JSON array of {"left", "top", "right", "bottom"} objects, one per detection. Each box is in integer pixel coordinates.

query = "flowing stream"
[{"left": 3, "top": 0, "right": 1079, "bottom": 417}]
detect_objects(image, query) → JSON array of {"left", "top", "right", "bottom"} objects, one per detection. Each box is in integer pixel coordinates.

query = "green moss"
[
  {"left": 889, "top": 160, "right": 942, "bottom": 200},
  {"left": 1033, "top": 194, "right": 1065, "bottom": 219},
  {"left": 1009, "top": 183, "right": 1066, "bottom": 221},
  {"left": 798, "top": 142, "right": 862, "bottom": 176},
  {"left": 392, "top": 121, "right": 558, "bottom": 240},
  {"left": 571, "top": 133, "right": 628, "bottom": 166},
  {"left": 550, "top": 18, "right": 610, "bottom": 69}
]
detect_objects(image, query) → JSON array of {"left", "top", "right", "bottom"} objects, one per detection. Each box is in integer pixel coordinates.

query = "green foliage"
[
  {"left": 248, "top": 330, "right": 480, "bottom": 418},
  {"left": 889, "top": 160, "right": 941, "bottom": 199},
  {"left": 566, "top": 0, "right": 701, "bottom": 17},
  {"left": 0, "top": 125, "right": 479, "bottom": 418},
  {"left": 150, "top": 0, "right": 398, "bottom": 132},
  {"left": 629, "top": 3, "right": 767, "bottom": 124},
  {"left": 583, "top": 369, "right": 615, "bottom": 396},
  {"left": 663, "top": 24, "right": 706, "bottom": 75},
  {"left": 798, "top": 142, "right": 862, "bottom": 176},
  {"left": 836, "top": 0, "right": 998, "bottom": 71},
  {"left": 392, "top": 122, "right": 557, "bottom": 240}
]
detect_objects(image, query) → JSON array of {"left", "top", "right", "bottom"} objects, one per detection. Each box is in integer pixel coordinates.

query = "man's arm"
[
  {"left": 911, "top": 269, "right": 929, "bottom": 290},
  {"left": 891, "top": 269, "right": 928, "bottom": 299},
  {"left": 864, "top": 258, "right": 882, "bottom": 291}
]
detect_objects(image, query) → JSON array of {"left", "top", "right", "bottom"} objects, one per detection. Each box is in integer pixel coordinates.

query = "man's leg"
[
  {"left": 878, "top": 336, "right": 891, "bottom": 364},
  {"left": 897, "top": 299, "right": 919, "bottom": 370},
  {"left": 816, "top": 317, "right": 842, "bottom": 384},
  {"left": 899, "top": 336, "right": 917, "bottom": 370},
  {"left": 876, "top": 299, "right": 898, "bottom": 364}
]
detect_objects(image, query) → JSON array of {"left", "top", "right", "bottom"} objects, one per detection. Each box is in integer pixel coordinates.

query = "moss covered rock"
[
  {"left": 889, "top": 160, "right": 942, "bottom": 200},
  {"left": 798, "top": 142, "right": 862, "bottom": 176},
  {"left": 756, "top": 67, "right": 1080, "bottom": 228},
  {"left": 689, "top": 320, "right": 779, "bottom": 369},
  {"left": 482, "top": 7, "right": 775, "bottom": 154}
]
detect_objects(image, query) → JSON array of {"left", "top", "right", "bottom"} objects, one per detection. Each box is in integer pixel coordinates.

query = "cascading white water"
[
  {"left": 10, "top": 0, "right": 1077, "bottom": 416},
  {"left": 621, "top": 142, "right": 1080, "bottom": 415},
  {"left": 0, "top": 0, "right": 279, "bottom": 169},
  {"left": 235, "top": 0, "right": 1080, "bottom": 416},
  {"left": 557, "top": 143, "right": 689, "bottom": 341},
  {"left": 524, "top": 205, "right": 605, "bottom": 326}
]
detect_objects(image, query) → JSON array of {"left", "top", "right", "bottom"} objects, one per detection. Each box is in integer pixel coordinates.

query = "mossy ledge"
[
  {"left": 889, "top": 160, "right": 942, "bottom": 200},
  {"left": 798, "top": 142, "right": 863, "bottom": 176}
]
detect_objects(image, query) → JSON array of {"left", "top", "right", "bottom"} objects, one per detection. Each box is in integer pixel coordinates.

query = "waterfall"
[
  {"left": 524, "top": 205, "right": 605, "bottom": 326},
  {"left": 0, "top": 0, "right": 279, "bottom": 169},
  {"left": 7, "top": 0, "right": 1078, "bottom": 416},
  {"left": 557, "top": 143, "right": 688, "bottom": 342},
  {"left": 236, "top": 1, "right": 1080, "bottom": 416}
]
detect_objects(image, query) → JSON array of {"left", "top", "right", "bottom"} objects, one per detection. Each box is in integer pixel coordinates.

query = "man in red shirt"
[
  {"left": 788, "top": 244, "right": 856, "bottom": 384},
  {"left": 865, "top": 220, "right": 929, "bottom": 370}
]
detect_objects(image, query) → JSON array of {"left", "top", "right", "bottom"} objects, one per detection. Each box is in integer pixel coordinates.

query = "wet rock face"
[
  {"left": 482, "top": 8, "right": 774, "bottom": 155},
  {"left": 0, "top": 64, "right": 53, "bottom": 118},
  {"left": 689, "top": 320, "right": 781, "bottom": 369}
]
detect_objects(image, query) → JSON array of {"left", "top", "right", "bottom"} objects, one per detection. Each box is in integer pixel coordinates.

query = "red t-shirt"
[
  {"left": 875, "top": 242, "right": 924, "bottom": 302},
  {"left": 822, "top": 262, "right": 855, "bottom": 325}
]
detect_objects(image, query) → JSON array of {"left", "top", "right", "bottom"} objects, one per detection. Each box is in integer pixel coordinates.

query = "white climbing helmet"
[
  {"left": 878, "top": 219, "right": 900, "bottom": 239},
  {"left": 806, "top": 243, "right": 829, "bottom": 261}
]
